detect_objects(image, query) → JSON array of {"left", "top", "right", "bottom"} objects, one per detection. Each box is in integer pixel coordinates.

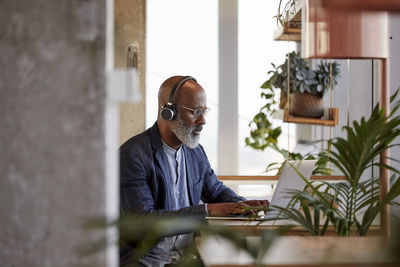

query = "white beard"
[{"left": 169, "top": 114, "right": 201, "bottom": 149}]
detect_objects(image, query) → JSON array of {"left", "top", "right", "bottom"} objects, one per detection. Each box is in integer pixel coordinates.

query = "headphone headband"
[{"left": 166, "top": 76, "right": 197, "bottom": 105}]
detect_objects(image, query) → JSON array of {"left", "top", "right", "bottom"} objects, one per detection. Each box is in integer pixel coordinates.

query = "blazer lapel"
[
  {"left": 150, "top": 123, "right": 172, "bottom": 209},
  {"left": 183, "top": 145, "right": 195, "bottom": 205}
]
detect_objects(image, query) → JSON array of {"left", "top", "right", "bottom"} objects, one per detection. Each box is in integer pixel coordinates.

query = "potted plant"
[
  {"left": 267, "top": 51, "right": 340, "bottom": 118},
  {"left": 245, "top": 51, "right": 339, "bottom": 174},
  {"left": 275, "top": 0, "right": 300, "bottom": 28}
]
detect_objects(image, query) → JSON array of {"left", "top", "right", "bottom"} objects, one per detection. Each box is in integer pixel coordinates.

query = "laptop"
[{"left": 207, "top": 159, "right": 317, "bottom": 221}]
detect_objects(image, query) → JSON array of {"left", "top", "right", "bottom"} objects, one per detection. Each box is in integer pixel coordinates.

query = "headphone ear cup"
[{"left": 160, "top": 104, "right": 176, "bottom": 121}]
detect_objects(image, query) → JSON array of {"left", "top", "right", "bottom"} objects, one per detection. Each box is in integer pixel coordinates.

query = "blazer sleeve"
[
  {"left": 201, "top": 167, "right": 246, "bottom": 204},
  {"left": 197, "top": 146, "right": 247, "bottom": 204}
]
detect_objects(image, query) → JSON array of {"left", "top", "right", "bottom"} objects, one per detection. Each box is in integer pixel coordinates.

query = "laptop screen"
[
  {"left": 206, "top": 160, "right": 316, "bottom": 221},
  {"left": 264, "top": 160, "right": 316, "bottom": 219}
]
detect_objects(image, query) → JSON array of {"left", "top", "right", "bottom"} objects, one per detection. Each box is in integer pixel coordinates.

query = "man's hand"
[
  {"left": 207, "top": 202, "right": 250, "bottom": 217},
  {"left": 207, "top": 200, "right": 270, "bottom": 217},
  {"left": 241, "top": 199, "right": 270, "bottom": 216},
  {"left": 241, "top": 199, "right": 270, "bottom": 208}
]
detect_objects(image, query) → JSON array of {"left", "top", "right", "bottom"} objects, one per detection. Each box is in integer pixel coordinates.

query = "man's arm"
[{"left": 196, "top": 146, "right": 269, "bottom": 216}]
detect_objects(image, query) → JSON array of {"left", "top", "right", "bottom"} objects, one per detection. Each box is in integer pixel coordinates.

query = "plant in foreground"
[{"left": 270, "top": 88, "right": 400, "bottom": 236}]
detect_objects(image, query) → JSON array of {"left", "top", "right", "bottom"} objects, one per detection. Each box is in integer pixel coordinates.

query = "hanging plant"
[
  {"left": 275, "top": 0, "right": 299, "bottom": 27},
  {"left": 246, "top": 51, "right": 340, "bottom": 174},
  {"left": 270, "top": 51, "right": 340, "bottom": 100}
]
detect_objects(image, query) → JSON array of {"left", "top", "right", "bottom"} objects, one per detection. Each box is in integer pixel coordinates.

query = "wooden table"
[{"left": 206, "top": 218, "right": 382, "bottom": 236}]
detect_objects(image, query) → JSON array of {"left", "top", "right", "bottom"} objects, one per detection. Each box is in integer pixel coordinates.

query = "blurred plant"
[
  {"left": 275, "top": 0, "right": 298, "bottom": 27},
  {"left": 80, "top": 214, "right": 280, "bottom": 267}
]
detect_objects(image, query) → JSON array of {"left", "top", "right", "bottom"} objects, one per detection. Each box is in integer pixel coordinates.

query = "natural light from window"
[{"left": 146, "top": 0, "right": 297, "bottom": 177}]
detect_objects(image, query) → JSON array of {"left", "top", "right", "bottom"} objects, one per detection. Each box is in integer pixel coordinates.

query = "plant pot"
[
  {"left": 290, "top": 92, "right": 324, "bottom": 118},
  {"left": 279, "top": 90, "right": 288, "bottom": 109}
]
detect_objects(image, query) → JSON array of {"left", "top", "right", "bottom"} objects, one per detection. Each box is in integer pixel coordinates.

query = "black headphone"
[{"left": 160, "top": 76, "right": 197, "bottom": 121}]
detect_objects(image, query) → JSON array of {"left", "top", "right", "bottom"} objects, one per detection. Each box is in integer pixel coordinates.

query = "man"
[{"left": 119, "top": 75, "right": 269, "bottom": 266}]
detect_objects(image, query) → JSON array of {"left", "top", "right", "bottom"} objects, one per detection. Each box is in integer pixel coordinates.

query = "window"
[
  {"left": 146, "top": 0, "right": 296, "bottom": 177},
  {"left": 238, "top": 0, "right": 297, "bottom": 175},
  {"left": 146, "top": 0, "right": 219, "bottom": 167}
]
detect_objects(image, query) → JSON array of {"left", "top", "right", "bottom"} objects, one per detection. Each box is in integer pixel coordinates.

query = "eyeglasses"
[{"left": 176, "top": 104, "right": 210, "bottom": 118}]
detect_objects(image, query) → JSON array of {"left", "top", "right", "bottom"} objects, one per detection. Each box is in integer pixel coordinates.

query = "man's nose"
[{"left": 196, "top": 113, "right": 206, "bottom": 125}]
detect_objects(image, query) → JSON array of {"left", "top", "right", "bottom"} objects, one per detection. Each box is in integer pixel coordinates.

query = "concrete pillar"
[{"left": 0, "top": 0, "right": 107, "bottom": 266}]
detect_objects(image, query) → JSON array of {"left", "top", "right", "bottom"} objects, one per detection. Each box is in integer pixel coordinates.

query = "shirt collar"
[{"left": 161, "top": 139, "right": 182, "bottom": 157}]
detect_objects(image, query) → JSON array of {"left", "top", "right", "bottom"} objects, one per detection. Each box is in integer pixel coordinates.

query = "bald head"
[
  {"left": 158, "top": 76, "right": 181, "bottom": 107},
  {"left": 158, "top": 76, "right": 201, "bottom": 108}
]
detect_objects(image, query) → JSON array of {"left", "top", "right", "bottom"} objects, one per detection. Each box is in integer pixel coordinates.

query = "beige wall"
[{"left": 115, "top": 0, "right": 146, "bottom": 145}]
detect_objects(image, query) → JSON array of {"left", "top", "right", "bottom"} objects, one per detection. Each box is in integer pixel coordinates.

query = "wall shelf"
[
  {"left": 273, "top": 21, "right": 301, "bottom": 42},
  {"left": 283, "top": 108, "right": 339, "bottom": 126}
]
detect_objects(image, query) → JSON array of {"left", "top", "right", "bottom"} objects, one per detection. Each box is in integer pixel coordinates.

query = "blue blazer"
[
  {"left": 120, "top": 122, "right": 245, "bottom": 217},
  {"left": 119, "top": 123, "right": 245, "bottom": 264}
]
